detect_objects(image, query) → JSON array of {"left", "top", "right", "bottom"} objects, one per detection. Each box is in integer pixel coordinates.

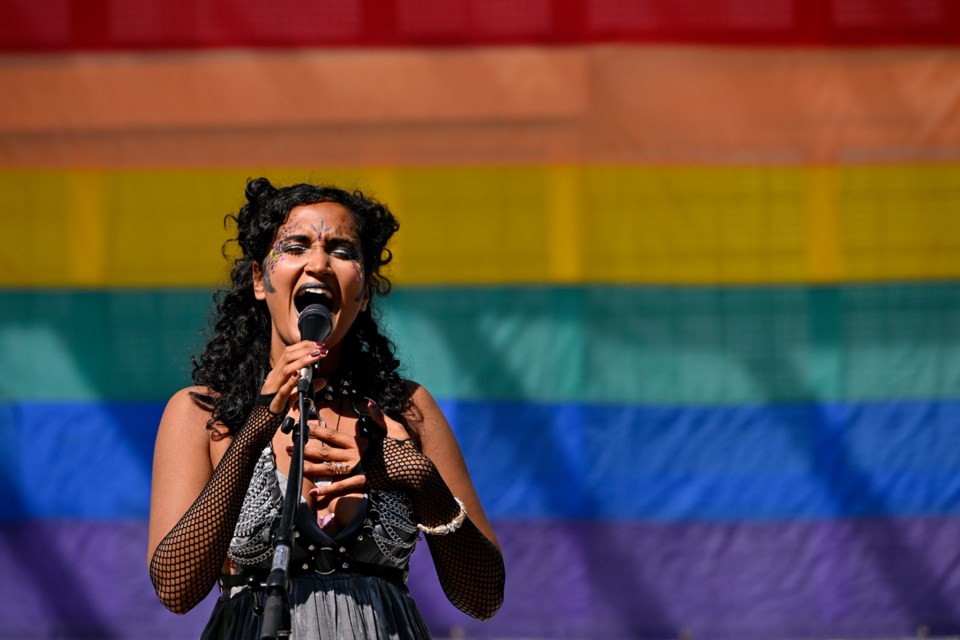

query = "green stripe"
[
  {"left": 0, "top": 289, "right": 209, "bottom": 402},
  {"left": 1, "top": 284, "right": 958, "bottom": 403}
]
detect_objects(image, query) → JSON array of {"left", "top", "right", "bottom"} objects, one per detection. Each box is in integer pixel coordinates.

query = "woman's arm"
[
  {"left": 147, "top": 387, "right": 284, "bottom": 614},
  {"left": 350, "top": 384, "right": 505, "bottom": 619},
  {"left": 410, "top": 383, "right": 505, "bottom": 620},
  {"left": 148, "top": 341, "right": 321, "bottom": 614}
]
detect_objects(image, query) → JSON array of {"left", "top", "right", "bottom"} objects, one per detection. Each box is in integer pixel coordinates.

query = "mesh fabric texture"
[
  {"left": 363, "top": 436, "right": 506, "bottom": 620},
  {"left": 149, "top": 403, "right": 284, "bottom": 613}
]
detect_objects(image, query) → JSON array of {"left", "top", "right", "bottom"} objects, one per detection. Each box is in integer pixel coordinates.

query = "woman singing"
[{"left": 148, "top": 177, "right": 505, "bottom": 638}]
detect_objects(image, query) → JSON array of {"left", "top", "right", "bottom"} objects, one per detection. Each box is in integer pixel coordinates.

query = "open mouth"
[{"left": 295, "top": 283, "right": 335, "bottom": 315}]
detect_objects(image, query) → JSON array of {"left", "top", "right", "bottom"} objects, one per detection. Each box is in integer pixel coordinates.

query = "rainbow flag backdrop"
[{"left": 2, "top": 1, "right": 960, "bottom": 638}]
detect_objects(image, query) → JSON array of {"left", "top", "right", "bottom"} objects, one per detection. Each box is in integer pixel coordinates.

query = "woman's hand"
[
  {"left": 356, "top": 400, "right": 439, "bottom": 495},
  {"left": 308, "top": 400, "right": 410, "bottom": 499},
  {"left": 297, "top": 420, "right": 363, "bottom": 485},
  {"left": 259, "top": 340, "right": 327, "bottom": 415}
]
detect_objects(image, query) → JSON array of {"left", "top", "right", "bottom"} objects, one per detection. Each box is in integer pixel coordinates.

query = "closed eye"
[
  {"left": 332, "top": 248, "right": 358, "bottom": 260},
  {"left": 329, "top": 240, "right": 360, "bottom": 261},
  {"left": 278, "top": 234, "right": 313, "bottom": 254}
]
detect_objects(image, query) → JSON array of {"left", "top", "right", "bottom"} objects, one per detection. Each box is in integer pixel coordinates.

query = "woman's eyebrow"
[
  {"left": 325, "top": 232, "right": 361, "bottom": 246},
  {"left": 277, "top": 231, "right": 313, "bottom": 244}
]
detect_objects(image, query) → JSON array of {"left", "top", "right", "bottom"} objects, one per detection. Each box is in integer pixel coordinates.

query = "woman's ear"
[{"left": 252, "top": 261, "right": 266, "bottom": 300}]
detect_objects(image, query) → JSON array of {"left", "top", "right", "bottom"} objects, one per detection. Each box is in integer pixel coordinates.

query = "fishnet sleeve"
[
  {"left": 363, "top": 437, "right": 505, "bottom": 620},
  {"left": 149, "top": 402, "right": 284, "bottom": 614}
]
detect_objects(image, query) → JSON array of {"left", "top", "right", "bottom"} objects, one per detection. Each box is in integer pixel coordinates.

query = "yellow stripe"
[
  {"left": 66, "top": 171, "right": 107, "bottom": 285},
  {"left": 1, "top": 165, "right": 958, "bottom": 287},
  {"left": 547, "top": 166, "right": 583, "bottom": 282},
  {"left": 805, "top": 168, "right": 843, "bottom": 283}
]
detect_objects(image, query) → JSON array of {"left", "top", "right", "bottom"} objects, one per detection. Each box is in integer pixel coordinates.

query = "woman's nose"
[{"left": 306, "top": 246, "right": 331, "bottom": 273}]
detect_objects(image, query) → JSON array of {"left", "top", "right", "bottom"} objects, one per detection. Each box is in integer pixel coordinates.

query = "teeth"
[
  {"left": 296, "top": 286, "right": 334, "bottom": 312},
  {"left": 298, "top": 286, "right": 332, "bottom": 299}
]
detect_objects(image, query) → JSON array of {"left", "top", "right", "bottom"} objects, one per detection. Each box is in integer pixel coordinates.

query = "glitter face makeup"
[
  {"left": 309, "top": 219, "right": 334, "bottom": 241},
  {"left": 261, "top": 242, "right": 284, "bottom": 293},
  {"left": 262, "top": 227, "right": 310, "bottom": 293},
  {"left": 254, "top": 202, "right": 370, "bottom": 361}
]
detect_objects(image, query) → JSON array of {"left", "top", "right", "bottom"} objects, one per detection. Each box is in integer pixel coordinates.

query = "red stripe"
[{"left": 2, "top": 0, "right": 959, "bottom": 51}]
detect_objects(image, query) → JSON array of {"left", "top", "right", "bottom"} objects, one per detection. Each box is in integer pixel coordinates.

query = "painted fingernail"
[
  {"left": 285, "top": 445, "right": 293, "bottom": 454},
  {"left": 311, "top": 350, "right": 322, "bottom": 357},
  {"left": 367, "top": 398, "right": 380, "bottom": 412},
  {"left": 315, "top": 342, "right": 325, "bottom": 348},
  {"left": 319, "top": 348, "right": 329, "bottom": 356}
]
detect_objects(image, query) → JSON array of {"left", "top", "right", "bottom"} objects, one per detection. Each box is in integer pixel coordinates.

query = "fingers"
[
  {"left": 365, "top": 398, "right": 409, "bottom": 440},
  {"left": 261, "top": 341, "right": 329, "bottom": 393},
  {"left": 290, "top": 440, "right": 353, "bottom": 463},
  {"left": 260, "top": 341, "right": 329, "bottom": 411},
  {"left": 306, "top": 424, "right": 359, "bottom": 451},
  {"left": 271, "top": 371, "right": 301, "bottom": 415},
  {"left": 302, "top": 454, "right": 358, "bottom": 477},
  {"left": 292, "top": 435, "right": 360, "bottom": 477},
  {"left": 301, "top": 420, "right": 360, "bottom": 454},
  {"left": 303, "top": 458, "right": 351, "bottom": 475},
  {"left": 366, "top": 399, "right": 388, "bottom": 430},
  {"left": 309, "top": 474, "right": 366, "bottom": 498}
]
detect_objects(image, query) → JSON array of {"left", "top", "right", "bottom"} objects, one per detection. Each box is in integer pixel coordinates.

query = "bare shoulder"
[
  {"left": 157, "top": 385, "right": 230, "bottom": 461},
  {"left": 403, "top": 379, "right": 438, "bottom": 411},
  {"left": 402, "top": 380, "right": 449, "bottom": 441},
  {"left": 401, "top": 379, "right": 464, "bottom": 463},
  {"left": 148, "top": 386, "right": 219, "bottom": 562},
  {"left": 159, "top": 386, "right": 216, "bottom": 437}
]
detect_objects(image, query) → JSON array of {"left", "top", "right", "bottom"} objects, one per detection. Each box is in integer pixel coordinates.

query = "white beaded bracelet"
[{"left": 417, "top": 497, "right": 467, "bottom": 536}]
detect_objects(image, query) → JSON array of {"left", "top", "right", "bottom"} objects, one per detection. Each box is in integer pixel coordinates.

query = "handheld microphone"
[{"left": 297, "top": 304, "right": 333, "bottom": 384}]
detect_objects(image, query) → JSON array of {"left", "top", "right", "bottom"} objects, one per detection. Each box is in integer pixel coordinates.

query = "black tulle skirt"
[{"left": 201, "top": 573, "right": 432, "bottom": 640}]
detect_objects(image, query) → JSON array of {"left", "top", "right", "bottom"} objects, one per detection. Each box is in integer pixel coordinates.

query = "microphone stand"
[{"left": 260, "top": 371, "right": 314, "bottom": 640}]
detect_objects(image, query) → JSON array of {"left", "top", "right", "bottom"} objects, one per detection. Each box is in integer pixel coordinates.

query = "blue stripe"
[
  {"left": 448, "top": 398, "right": 960, "bottom": 520},
  {"left": 3, "top": 398, "right": 960, "bottom": 521},
  {"left": 0, "top": 402, "right": 163, "bottom": 520}
]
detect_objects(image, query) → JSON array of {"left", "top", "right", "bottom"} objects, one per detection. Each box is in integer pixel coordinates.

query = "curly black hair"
[{"left": 191, "top": 177, "right": 407, "bottom": 435}]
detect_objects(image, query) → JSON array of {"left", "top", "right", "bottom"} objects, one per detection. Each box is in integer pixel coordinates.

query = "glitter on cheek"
[
  {"left": 261, "top": 242, "right": 285, "bottom": 294},
  {"left": 352, "top": 260, "right": 364, "bottom": 284},
  {"left": 265, "top": 244, "right": 281, "bottom": 272}
]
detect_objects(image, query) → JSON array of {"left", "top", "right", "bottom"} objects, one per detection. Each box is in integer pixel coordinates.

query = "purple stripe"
[
  {"left": 0, "top": 520, "right": 217, "bottom": 638},
  {"left": 408, "top": 519, "right": 960, "bottom": 639},
  {"left": 3, "top": 519, "right": 960, "bottom": 639}
]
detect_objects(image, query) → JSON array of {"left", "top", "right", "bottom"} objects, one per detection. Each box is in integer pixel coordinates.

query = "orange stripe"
[
  {"left": 0, "top": 49, "right": 586, "bottom": 132},
  {"left": 2, "top": 46, "right": 959, "bottom": 167}
]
